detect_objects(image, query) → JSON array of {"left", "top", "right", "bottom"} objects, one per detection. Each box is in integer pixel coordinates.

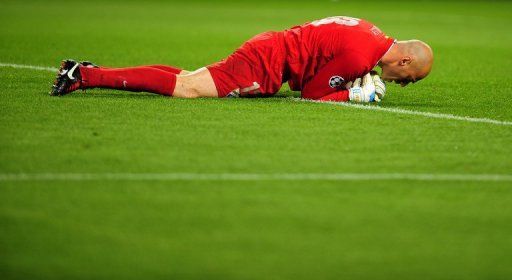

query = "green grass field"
[{"left": 1, "top": 0, "right": 512, "bottom": 279}]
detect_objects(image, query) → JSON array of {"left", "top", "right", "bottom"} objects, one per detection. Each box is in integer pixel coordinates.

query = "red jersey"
[
  {"left": 208, "top": 16, "right": 394, "bottom": 101},
  {"left": 282, "top": 16, "right": 395, "bottom": 100}
]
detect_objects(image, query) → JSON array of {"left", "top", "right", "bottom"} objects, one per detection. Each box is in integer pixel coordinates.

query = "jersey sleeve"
[
  {"left": 316, "top": 90, "right": 350, "bottom": 102},
  {"left": 301, "top": 52, "right": 370, "bottom": 101}
]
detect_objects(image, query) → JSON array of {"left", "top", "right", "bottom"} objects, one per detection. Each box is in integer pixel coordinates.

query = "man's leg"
[
  {"left": 51, "top": 60, "right": 218, "bottom": 97},
  {"left": 145, "top": 65, "right": 191, "bottom": 75},
  {"left": 174, "top": 68, "right": 218, "bottom": 98},
  {"left": 80, "top": 66, "right": 177, "bottom": 96},
  {"left": 77, "top": 64, "right": 217, "bottom": 97},
  {"left": 97, "top": 64, "right": 191, "bottom": 75}
]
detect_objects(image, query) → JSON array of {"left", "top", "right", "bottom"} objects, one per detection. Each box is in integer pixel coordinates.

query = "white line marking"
[
  {"left": 2, "top": 62, "right": 511, "bottom": 126},
  {"left": 0, "top": 63, "right": 58, "bottom": 72},
  {"left": 1, "top": 173, "right": 511, "bottom": 182},
  {"left": 291, "top": 98, "right": 512, "bottom": 126}
]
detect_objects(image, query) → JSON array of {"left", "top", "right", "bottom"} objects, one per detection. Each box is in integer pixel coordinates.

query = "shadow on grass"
[
  {"left": 59, "top": 89, "right": 302, "bottom": 100},
  {"left": 50, "top": 90, "right": 450, "bottom": 111}
]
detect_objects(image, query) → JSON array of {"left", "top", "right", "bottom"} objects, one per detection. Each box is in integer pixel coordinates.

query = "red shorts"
[{"left": 207, "top": 31, "right": 286, "bottom": 97}]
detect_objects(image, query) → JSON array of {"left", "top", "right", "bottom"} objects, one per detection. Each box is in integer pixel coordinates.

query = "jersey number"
[{"left": 311, "top": 16, "right": 360, "bottom": 27}]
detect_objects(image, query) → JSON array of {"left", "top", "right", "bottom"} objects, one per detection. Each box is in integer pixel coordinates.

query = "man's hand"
[
  {"left": 372, "top": 73, "right": 386, "bottom": 102},
  {"left": 348, "top": 73, "right": 376, "bottom": 103},
  {"left": 347, "top": 73, "right": 387, "bottom": 103}
]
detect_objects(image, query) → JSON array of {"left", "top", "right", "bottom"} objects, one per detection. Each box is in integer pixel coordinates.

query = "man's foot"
[
  {"left": 50, "top": 59, "right": 84, "bottom": 96},
  {"left": 80, "top": 61, "right": 99, "bottom": 68},
  {"left": 50, "top": 59, "right": 99, "bottom": 96}
]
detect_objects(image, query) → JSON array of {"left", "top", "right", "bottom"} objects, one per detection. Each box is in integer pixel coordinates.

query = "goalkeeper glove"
[
  {"left": 372, "top": 74, "right": 386, "bottom": 102},
  {"left": 348, "top": 73, "right": 376, "bottom": 103}
]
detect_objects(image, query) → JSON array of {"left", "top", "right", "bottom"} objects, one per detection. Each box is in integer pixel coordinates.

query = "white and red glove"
[
  {"left": 348, "top": 73, "right": 376, "bottom": 103},
  {"left": 347, "top": 73, "right": 386, "bottom": 103},
  {"left": 372, "top": 74, "right": 386, "bottom": 102}
]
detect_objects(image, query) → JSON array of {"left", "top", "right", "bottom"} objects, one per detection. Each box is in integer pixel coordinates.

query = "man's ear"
[{"left": 399, "top": 56, "right": 412, "bottom": 66}]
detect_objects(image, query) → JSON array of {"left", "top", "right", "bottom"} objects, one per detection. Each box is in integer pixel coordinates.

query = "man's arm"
[
  {"left": 301, "top": 53, "right": 369, "bottom": 101},
  {"left": 306, "top": 73, "right": 383, "bottom": 103},
  {"left": 316, "top": 90, "right": 350, "bottom": 102}
]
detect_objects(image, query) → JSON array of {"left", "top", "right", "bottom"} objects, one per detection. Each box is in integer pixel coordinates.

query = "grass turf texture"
[{"left": 1, "top": 0, "right": 512, "bottom": 279}]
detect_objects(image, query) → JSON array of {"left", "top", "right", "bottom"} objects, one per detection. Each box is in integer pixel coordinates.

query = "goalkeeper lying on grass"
[{"left": 51, "top": 16, "right": 433, "bottom": 103}]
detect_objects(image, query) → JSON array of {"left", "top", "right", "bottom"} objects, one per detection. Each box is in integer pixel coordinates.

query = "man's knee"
[
  {"left": 181, "top": 87, "right": 201, "bottom": 98},
  {"left": 174, "top": 69, "right": 218, "bottom": 98},
  {"left": 174, "top": 80, "right": 200, "bottom": 98}
]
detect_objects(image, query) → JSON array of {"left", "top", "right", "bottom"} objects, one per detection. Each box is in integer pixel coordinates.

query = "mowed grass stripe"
[
  {"left": 1, "top": 173, "right": 512, "bottom": 181},
  {"left": 3, "top": 62, "right": 512, "bottom": 126},
  {"left": 1, "top": 1, "right": 512, "bottom": 279},
  {"left": 296, "top": 98, "right": 512, "bottom": 126}
]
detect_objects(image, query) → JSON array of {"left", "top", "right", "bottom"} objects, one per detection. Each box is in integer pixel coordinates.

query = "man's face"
[{"left": 380, "top": 63, "right": 420, "bottom": 87}]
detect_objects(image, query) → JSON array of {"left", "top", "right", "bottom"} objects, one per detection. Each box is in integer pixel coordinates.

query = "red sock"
[
  {"left": 144, "top": 65, "right": 183, "bottom": 74},
  {"left": 99, "top": 65, "right": 183, "bottom": 74},
  {"left": 80, "top": 66, "right": 177, "bottom": 96}
]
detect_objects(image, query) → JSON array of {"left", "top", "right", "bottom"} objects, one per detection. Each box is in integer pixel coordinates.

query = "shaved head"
[
  {"left": 379, "top": 39, "right": 434, "bottom": 86},
  {"left": 402, "top": 40, "right": 434, "bottom": 79}
]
